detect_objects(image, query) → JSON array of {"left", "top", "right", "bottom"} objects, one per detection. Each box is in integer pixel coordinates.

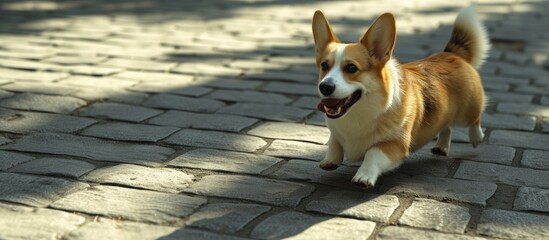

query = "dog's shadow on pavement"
[{"left": 0, "top": 0, "right": 548, "bottom": 239}]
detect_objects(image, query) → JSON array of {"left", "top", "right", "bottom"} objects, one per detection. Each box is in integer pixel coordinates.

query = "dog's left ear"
[{"left": 360, "top": 13, "right": 396, "bottom": 65}]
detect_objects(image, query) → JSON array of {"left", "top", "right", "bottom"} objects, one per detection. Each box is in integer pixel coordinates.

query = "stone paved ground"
[{"left": 0, "top": 0, "right": 548, "bottom": 239}]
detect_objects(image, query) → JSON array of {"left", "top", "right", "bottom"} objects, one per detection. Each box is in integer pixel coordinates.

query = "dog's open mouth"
[{"left": 317, "top": 90, "right": 362, "bottom": 119}]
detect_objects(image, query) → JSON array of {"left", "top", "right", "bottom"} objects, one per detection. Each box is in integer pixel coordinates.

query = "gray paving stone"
[
  {"left": 187, "top": 203, "right": 270, "bottom": 233},
  {"left": 0, "top": 89, "right": 14, "bottom": 98},
  {"left": 306, "top": 112, "right": 326, "bottom": 126},
  {"left": 292, "top": 96, "right": 319, "bottom": 109},
  {"left": 63, "top": 65, "right": 123, "bottom": 76},
  {"left": 261, "top": 82, "right": 318, "bottom": 96},
  {"left": 0, "top": 93, "right": 86, "bottom": 113},
  {"left": 481, "top": 113, "right": 536, "bottom": 131},
  {"left": 273, "top": 158, "right": 358, "bottom": 184},
  {"left": 71, "top": 88, "right": 149, "bottom": 104},
  {"left": 306, "top": 191, "right": 399, "bottom": 223},
  {"left": 490, "top": 130, "right": 549, "bottom": 150},
  {"left": 207, "top": 89, "right": 293, "bottom": 104},
  {"left": 522, "top": 150, "right": 549, "bottom": 170},
  {"left": 102, "top": 58, "right": 176, "bottom": 71},
  {"left": 64, "top": 218, "right": 177, "bottom": 240},
  {"left": 184, "top": 175, "right": 314, "bottom": 207},
  {"left": 449, "top": 143, "right": 516, "bottom": 165},
  {"left": 377, "top": 226, "right": 486, "bottom": 240},
  {"left": 144, "top": 93, "right": 225, "bottom": 113},
  {"left": 381, "top": 174, "right": 497, "bottom": 206},
  {"left": 0, "top": 109, "right": 96, "bottom": 134},
  {"left": 114, "top": 71, "right": 194, "bottom": 82},
  {"left": 81, "top": 122, "right": 179, "bottom": 142},
  {"left": 169, "top": 149, "right": 282, "bottom": 174},
  {"left": 477, "top": 209, "right": 549, "bottom": 239},
  {"left": 251, "top": 211, "right": 376, "bottom": 240},
  {"left": 200, "top": 78, "right": 262, "bottom": 90},
  {"left": 80, "top": 102, "right": 163, "bottom": 122},
  {"left": 454, "top": 160, "right": 549, "bottom": 189},
  {"left": 81, "top": 164, "right": 194, "bottom": 193},
  {"left": 245, "top": 71, "right": 315, "bottom": 84},
  {"left": 148, "top": 110, "right": 258, "bottom": 133},
  {"left": 51, "top": 185, "right": 206, "bottom": 224},
  {"left": 248, "top": 122, "right": 329, "bottom": 144},
  {"left": 497, "top": 103, "right": 549, "bottom": 117},
  {"left": 0, "top": 135, "right": 11, "bottom": 145},
  {"left": 161, "top": 228, "right": 247, "bottom": 240},
  {"left": 43, "top": 55, "right": 107, "bottom": 65},
  {"left": 10, "top": 158, "right": 95, "bottom": 178},
  {"left": 0, "top": 172, "right": 88, "bottom": 207},
  {"left": 0, "top": 50, "right": 52, "bottom": 60},
  {"left": 398, "top": 149, "right": 453, "bottom": 177},
  {"left": 60, "top": 75, "right": 136, "bottom": 89},
  {"left": 172, "top": 63, "right": 242, "bottom": 77},
  {"left": 0, "top": 150, "right": 34, "bottom": 170},
  {"left": 131, "top": 83, "right": 213, "bottom": 97},
  {"left": 1, "top": 133, "right": 175, "bottom": 166},
  {"left": 485, "top": 91, "right": 533, "bottom": 104},
  {"left": 1, "top": 82, "right": 80, "bottom": 96},
  {"left": 264, "top": 140, "right": 327, "bottom": 160},
  {"left": 0, "top": 202, "right": 85, "bottom": 240},
  {"left": 0, "top": 67, "right": 69, "bottom": 81},
  {"left": 513, "top": 186, "right": 549, "bottom": 213},
  {"left": 165, "top": 129, "right": 267, "bottom": 153},
  {"left": 218, "top": 103, "right": 312, "bottom": 122},
  {"left": 398, "top": 198, "right": 471, "bottom": 234}
]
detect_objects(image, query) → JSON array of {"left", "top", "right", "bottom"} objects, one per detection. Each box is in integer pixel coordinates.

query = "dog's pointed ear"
[
  {"left": 312, "top": 10, "right": 339, "bottom": 59},
  {"left": 360, "top": 13, "right": 396, "bottom": 65}
]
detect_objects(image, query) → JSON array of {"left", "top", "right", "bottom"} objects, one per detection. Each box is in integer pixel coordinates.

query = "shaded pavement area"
[{"left": 0, "top": 0, "right": 548, "bottom": 239}]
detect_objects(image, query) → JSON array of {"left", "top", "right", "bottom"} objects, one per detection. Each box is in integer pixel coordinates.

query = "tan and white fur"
[{"left": 312, "top": 6, "right": 490, "bottom": 187}]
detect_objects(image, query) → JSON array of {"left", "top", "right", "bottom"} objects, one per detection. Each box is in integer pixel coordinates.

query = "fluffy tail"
[{"left": 444, "top": 5, "right": 490, "bottom": 69}]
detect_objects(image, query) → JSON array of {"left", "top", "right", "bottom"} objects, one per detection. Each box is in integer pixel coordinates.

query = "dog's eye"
[
  {"left": 321, "top": 62, "right": 329, "bottom": 71},
  {"left": 345, "top": 64, "right": 358, "bottom": 74}
]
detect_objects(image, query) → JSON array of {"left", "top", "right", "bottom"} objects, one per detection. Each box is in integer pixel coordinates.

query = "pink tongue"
[{"left": 317, "top": 98, "right": 345, "bottom": 113}]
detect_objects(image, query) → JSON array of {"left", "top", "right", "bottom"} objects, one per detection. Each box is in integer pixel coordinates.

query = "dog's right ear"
[{"left": 312, "top": 10, "right": 339, "bottom": 61}]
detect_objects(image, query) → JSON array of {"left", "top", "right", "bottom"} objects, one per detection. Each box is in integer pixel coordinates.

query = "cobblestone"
[
  {"left": 81, "top": 164, "right": 194, "bottom": 193},
  {"left": 148, "top": 110, "right": 258, "bottom": 133},
  {"left": 477, "top": 209, "right": 549, "bottom": 239},
  {"left": 218, "top": 102, "right": 312, "bottom": 122},
  {"left": 0, "top": 150, "right": 34, "bottom": 170},
  {"left": 306, "top": 191, "right": 399, "bottom": 223},
  {"left": 398, "top": 198, "right": 471, "bottom": 234},
  {"left": 264, "top": 140, "right": 327, "bottom": 160},
  {"left": 80, "top": 122, "right": 179, "bottom": 142},
  {"left": 248, "top": 122, "right": 329, "bottom": 144},
  {"left": 513, "top": 186, "right": 549, "bottom": 213},
  {"left": 454, "top": 160, "right": 549, "bottom": 188},
  {"left": 0, "top": 172, "right": 88, "bottom": 207},
  {"left": 0, "top": 202, "right": 85, "bottom": 240},
  {"left": 377, "top": 226, "right": 486, "bottom": 240},
  {"left": 184, "top": 175, "right": 314, "bottom": 207},
  {"left": 490, "top": 130, "right": 549, "bottom": 150},
  {"left": 251, "top": 211, "right": 375, "bottom": 240},
  {"left": 165, "top": 129, "right": 267, "bottom": 153},
  {"left": 144, "top": 93, "right": 226, "bottom": 113},
  {"left": 187, "top": 203, "right": 270, "bottom": 233},
  {"left": 207, "top": 89, "right": 293, "bottom": 104},
  {"left": 51, "top": 185, "right": 206, "bottom": 224},
  {"left": 9, "top": 158, "right": 96, "bottom": 178},
  {"left": 0, "top": 93, "right": 86, "bottom": 113},
  {"left": 79, "top": 102, "right": 163, "bottom": 122},
  {"left": 64, "top": 218, "right": 177, "bottom": 240},
  {"left": 169, "top": 148, "right": 282, "bottom": 174},
  {"left": 521, "top": 150, "right": 549, "bottom": 170},
  {"left": 0, "top": 109, "right": 96, "bottom": 134}
]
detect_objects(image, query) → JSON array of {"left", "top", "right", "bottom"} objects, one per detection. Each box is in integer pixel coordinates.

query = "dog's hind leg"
[
  {"left": 431, "top": 128, "right": 452, "bottom": 156},
  {"left": 469, "top": 120, "right": 484, "bottom": 148}
]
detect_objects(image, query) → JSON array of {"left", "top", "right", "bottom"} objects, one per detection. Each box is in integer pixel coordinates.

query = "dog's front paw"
[
  {"left": 319, "top": 159, "right": 340, "bottom": 170},
  {"left": 351, "top": 171, "right": 379, "bottom": 188}
]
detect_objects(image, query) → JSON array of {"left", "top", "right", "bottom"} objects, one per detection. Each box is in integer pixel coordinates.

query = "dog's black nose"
[{"left": 319, "top": 78, "right": 336, "bottom": 96}]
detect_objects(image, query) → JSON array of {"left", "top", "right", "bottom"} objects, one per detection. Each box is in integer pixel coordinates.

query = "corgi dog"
[{"left": 313, "top": 6, "right": 490, "bottom": 187}]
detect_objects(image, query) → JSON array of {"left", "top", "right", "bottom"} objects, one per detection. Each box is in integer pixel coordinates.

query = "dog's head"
[{"left": 313, "top": 11, "right": 400, "bottom": 120}]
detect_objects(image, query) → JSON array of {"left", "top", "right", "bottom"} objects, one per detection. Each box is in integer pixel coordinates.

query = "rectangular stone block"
[
  {"left": 10, "top": 158, "right": 96, "bottom": 178},
  {"left": 144, "top": 93, "right": 225, "bottom": 113},
  {"left": 0, "top": 202, "right": 85, "bottom": 240},
  {"left": 264, "top": 140, "right": 327, "bottom": 161},
  {"left": 1, "top": 133, "right": 175, "bottom": 166},
  {"left": 522, "top": 150, "right": 549, "bottom": 170},
  {"left": 184, "top": 175, "right": 315, "bottom": 207},
  {"left": 477, "top": 209, "right": 549, "bottom": 239},
  {"left": 0, "top": 172, "right": 88, "bottom": 207},
  {"left": 381, "top": 174, "right": 497, "bottom": 206},
  {"left": 65, "top": 218, "right": 177, "bottom": 240},
  {"left": 377, "top": 226, "right": 485, "bottom": 240},
  {"left": 169, "top": 149, "right": 282, "bottom": 174},
  {"left": 0, "top": 93, "right": 86, "bottom": 113},
  {"left": 260, "top": 82, "right": 318, "bottom": 96},
  {"left": 271, "top": 159, "right": 358, "bottom": 187},
  {"left": 164, "top": 129, "right": 267, "bottom": 153},
  {"left": 0, "top": 150, "right": 34, "bottom": 170},
  {"left": 398, "top": 198, "right": 471, "bottom": 234},
  {"left": 306, "top": 190, "right": 399, "bottom": 223},
  {"left": 148, "top": 110, "right": 258, "bottom": 133},
  {"left": 187, "top": 203, "right": 270, "bottom": 233},
  {"left": 454, "top": 160, "right": 549, "bottom": 188},
  {"left": 218, "top": 103, "right": 312, "bottom": 122},
  {"left": 251, "top": 211, "right": 375, "bottom": 240},
  {"left": 481, "top": 113, "right": 536, "bottom": 131},
  {"left": 0, "top": 109, "right": 96, "bottom": 134},
  {"left": 248, "top": 122, "right": 329, "bottom": 144},
  {"left": 81, "top": 122, "right": 179, "bottom": 142},
  {"left": 490, "top": 130, "right": 549, "bottom": 150},
  {"left": 51, "top": 185, "right": 206, "bottom": 224},
  {"left": 513, "top": 186, "right": 549, "bottom": 213},
  {"left": 497, "top": 103, "right": 549, "bottom": 117},
  {"left": 79, "top": 102, "right": 163, "bottom": 122}
]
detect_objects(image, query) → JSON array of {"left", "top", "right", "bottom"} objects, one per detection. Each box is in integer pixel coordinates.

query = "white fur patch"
[
  {"left": 319, "top": 44, "right": 360, "bottom": 98},
  {"left": 454, "top": 5, "right": 490, "bottom": 69},
  {"left": 352, "top": 147, "right": 396, "bottom": 186},
  {"left": 385, "top": 59, "right": 401, "bottom": 109}
]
